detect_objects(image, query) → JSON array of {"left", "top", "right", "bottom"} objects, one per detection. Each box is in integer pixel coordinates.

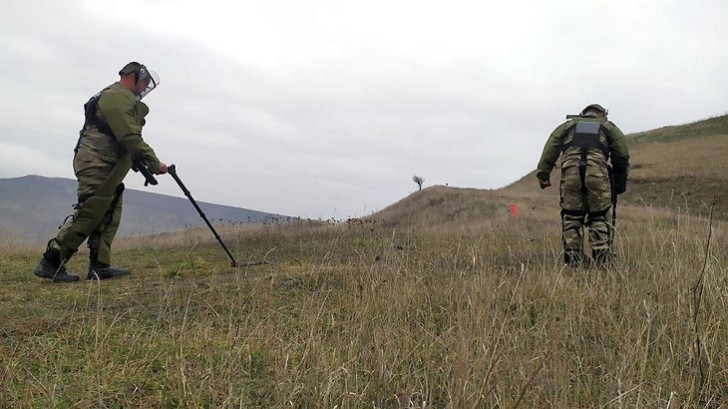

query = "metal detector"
[
  {"left": 608, "top": 167, "right": 618, "bottom": 253},
  {"left": 167, "top": 164, "right": 240, "bottom": 267}
]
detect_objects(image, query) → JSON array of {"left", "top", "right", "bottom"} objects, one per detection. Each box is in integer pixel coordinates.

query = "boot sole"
[{"left": 33, "top": 268, "right": 80, "bottom": 282}]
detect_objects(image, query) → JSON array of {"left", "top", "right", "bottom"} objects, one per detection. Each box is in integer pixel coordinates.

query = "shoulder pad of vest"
[{"left": 560, "top": 118, "right": 576, "bottom": 128}]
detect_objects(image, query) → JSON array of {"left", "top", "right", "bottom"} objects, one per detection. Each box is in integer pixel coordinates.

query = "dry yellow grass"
[
  {"left": 502, "top": 114, "right": 728, "bottom": 222},
  {"left": 625, "top": 134, "right": 728, "bottom": 218},
  {"left": 3, "top": 190, "right": 727, "bottom": 407},
  {"left": 2, "top": 115, "right": 728, "bottom": 407}
]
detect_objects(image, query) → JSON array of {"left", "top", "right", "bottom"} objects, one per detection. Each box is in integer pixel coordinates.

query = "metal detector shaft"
[
  {"left": 610, "top": 197, "right": 618, "bottom": 247},
  {"left": 167, "top": 164, "right": 238, "bottom": 267},
  {"left": 608, "top": 167, "right": 618, "bottom": 250}
]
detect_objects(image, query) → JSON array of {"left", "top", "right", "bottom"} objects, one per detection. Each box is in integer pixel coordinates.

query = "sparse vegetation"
[
  {"left": 628, "top": 114, "right": 728, "bottom": 146},
  {"left": 2, "top": 194, "right": 727, "bottom": 407},
  {"left": 2, "top": 114, "right": 728, "bottom": 407},
  {"left": 507, "top": 114, "right": 728, "bottom": 221},
  {"left": 413, "top": 175, "right": 425, "bottom": 191}
]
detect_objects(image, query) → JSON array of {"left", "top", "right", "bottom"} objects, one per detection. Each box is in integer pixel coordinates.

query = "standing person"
[
  {"left": 33, "top": 62, "right": 168, "bottom": 282},
  {"left": 536, "top": 104, "right": 629, "bottom": 267}
]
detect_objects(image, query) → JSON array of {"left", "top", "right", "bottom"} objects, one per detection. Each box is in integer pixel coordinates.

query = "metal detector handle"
[
  {"left": 132, "top": 159, "right": 158, "bottom": 187},
  {"left": 167, "top": 164, "right": 239, "bottom": 267}
]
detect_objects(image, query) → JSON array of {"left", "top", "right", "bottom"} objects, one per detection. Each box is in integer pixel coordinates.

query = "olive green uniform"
[
  {"left": 51, "top": 82, "right": 162, "bottom": 266},
  {"left": 536, "top": 112, "right": 629, "bottom": 263}
]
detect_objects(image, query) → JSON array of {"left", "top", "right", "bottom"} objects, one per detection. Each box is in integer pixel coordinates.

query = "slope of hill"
[
  {"left": 505, "top": 114, "right": 728, "bottom": 217},
  {"left": 4, "top": 114, "right": 726, "bottom": 242},
  {"left": 5, "top": 116, "right": 728, "bottom": 408},
  {"left": 368, "top": 186, "right": 504, "bottom": 228},
  {"left": 628, "top": 114, "right": 728, "bottom": 145},
  {"left": 625, "top": 134, "right": 728, "bottom": 213},
  {"left": 620, "top": 115, "right": 728, "bottom": 218},
  {"left": 0, "top": 175, "right": 292, "bottom": 244},
  {"left": 373, "top": 114, "right": 728, "bottom": 227}
]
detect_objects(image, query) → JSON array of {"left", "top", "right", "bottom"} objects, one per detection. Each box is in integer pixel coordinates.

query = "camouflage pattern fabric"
[
  {"left": 52, "top": 154, "right": 132, "bottom": 264},
  {"left": 560, "top": 162, "right": 611, "bottom": 252},
  {"left": 536, "top": 112, "right": 630, "bottom": 260},
  {"left": 76, "top": 82, "right": 161, "bottom": 174},
  {"left": 50, "top": 82, "right": 162, "bottom": 266}
]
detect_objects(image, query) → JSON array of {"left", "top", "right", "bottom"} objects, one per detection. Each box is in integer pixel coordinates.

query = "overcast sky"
[{"left": 2, "top": 0, "right": 727, "bottom": 219}]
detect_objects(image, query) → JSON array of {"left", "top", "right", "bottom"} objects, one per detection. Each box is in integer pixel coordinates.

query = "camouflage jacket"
[
  {"left": 76, "top": 82, "right": 162, "bottom": 173},
  {"left": 536, "top": 113, "right": 630, "bottom": 182}
]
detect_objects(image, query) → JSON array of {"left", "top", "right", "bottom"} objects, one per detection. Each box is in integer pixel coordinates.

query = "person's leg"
[
  {"left": 33, "top": 238, "right": 80, "bottom": 282},
  {"left": 560, "top": 165, "right": 586, "bottom": 266},
  {"left": 33, "top": 154, "right": 132, "bottom": 282},
  {"left": 561, "top": 210, "right": 586, "bottom": 266},
  {"left": 586, "top": 210, "right": 611, "bottom": 264},
  {"left": 87, "top": 185, "right": 130, "bottom": 279},
  {"left": 584, "top": 164, "right": 613, "bottom": 265}
]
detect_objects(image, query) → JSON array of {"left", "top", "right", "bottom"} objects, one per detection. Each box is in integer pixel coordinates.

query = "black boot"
[
  {"left": 87, "top": 264, "right": 131, "bottom": 280},
  {"left": 33, "top": 243, "right": 79, "bottom": 282},
  {"left": 87, "top": 249, "right": 131, "bottom": 280},
  {"left": 592, "top": 249, "right": 614, "bottom": 267},
  {"left": 564, "top": 250, "right": 583, "bottom": 267}
]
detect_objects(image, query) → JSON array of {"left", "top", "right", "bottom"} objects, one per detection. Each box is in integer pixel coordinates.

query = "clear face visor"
[{"left": 134, "top": 67, "right": 160, "bottom": 100}]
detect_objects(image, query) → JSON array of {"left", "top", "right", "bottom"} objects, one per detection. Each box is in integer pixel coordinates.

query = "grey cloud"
[{"left": 2, "top": 1, "right": 728, "bottom": 218}]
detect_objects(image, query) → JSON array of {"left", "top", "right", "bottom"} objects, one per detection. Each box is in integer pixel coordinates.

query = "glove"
[{"left": 539, "top": 178, "right": 551, "bottom": 190}]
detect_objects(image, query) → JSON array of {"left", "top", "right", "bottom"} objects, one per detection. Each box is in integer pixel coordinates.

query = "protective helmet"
[
  {"left": 581, "top": 103, "right": 608, "bottom": 116},
  {"left": 118, "top": 61, "right": 160, "bottom": 100}
]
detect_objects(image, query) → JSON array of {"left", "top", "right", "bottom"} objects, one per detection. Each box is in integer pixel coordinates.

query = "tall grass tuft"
[{"left": 2, "top": 198, "right": 728, "bottom": 407}]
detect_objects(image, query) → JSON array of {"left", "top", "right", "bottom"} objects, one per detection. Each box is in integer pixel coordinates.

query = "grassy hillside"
[
  {"left": 372, "top": 114, "right": 728, "bottom": 231},
  {"left": 2, "top": 201, "right": 726, "bottom": 407},
  {"left": 370, "top": 186, "right": 521, "bottom": 229},
  {"left": 622, "top": 115, "right": 728, "bottom": 219},
  {"left": 625, "top": 129, "right": 728, "bottom": 219},
  {"left": 629, "top": 114, "right": 728, "bottom": 145},
  {"left": 2, "top": 115, "right": 728, "bottom": 407},
  {"left": 501, "top": 114, "right": 728, "bottom": 222}
]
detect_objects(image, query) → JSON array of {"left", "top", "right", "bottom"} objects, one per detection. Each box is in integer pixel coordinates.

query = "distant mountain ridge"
[
  {"left": 8, "top": 114, "right": 725, "bottom": 243},
  {"left": 0, "top": 175, "right": 291, "bottom": 244}
]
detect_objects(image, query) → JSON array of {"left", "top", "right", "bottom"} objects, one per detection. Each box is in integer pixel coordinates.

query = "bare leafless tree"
[{"left": 412, "top": 175, "right": 425, "bottom": 191}]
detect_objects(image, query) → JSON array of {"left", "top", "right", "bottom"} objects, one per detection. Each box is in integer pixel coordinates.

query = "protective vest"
[
  {"left": 561, "top": 120, "right": 613, "bottom": 170},
  {"left": 74, "top": 91, "right": 114, "bottom": 154},
  {"left": 559, "top": 120, "right": 615, "bottom": 194}
]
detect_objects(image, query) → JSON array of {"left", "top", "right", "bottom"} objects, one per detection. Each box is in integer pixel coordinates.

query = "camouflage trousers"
[
  {"left": 50, "top": 152, "right": 132, "bottom": 266},
  {"left": 560, "top": 164, "right": 612, "bottom": 258}
]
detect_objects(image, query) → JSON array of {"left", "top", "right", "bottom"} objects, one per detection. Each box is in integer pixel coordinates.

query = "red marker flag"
[{"left": 509, "top": 203, "right": 519, "bottom": 218}]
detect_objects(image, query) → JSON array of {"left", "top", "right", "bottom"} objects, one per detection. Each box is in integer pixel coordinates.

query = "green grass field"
[
  {"left": 3, "top": 114, "right": 728, "bottom": 407},
  {"left": 2, "top": 197, "right": 727, "bottom": 408}
]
